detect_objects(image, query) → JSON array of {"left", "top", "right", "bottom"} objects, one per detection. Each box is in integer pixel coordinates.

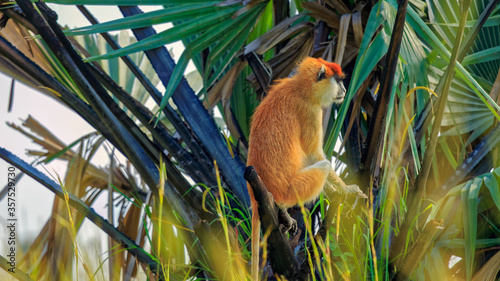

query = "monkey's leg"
[
  {"left": 277, "top": 206, "right": 297, "bottom": 235},
  {"left": 285, "top": 160, "right": 332, "bottom": 206}
]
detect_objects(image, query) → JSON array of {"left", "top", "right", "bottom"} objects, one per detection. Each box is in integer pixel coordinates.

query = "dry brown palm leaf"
[
  {"left": 19, "top": 115, "right": 66, "bottom": 147},
  {"left": 302, "top": 1, "right": 343, "bottom": 30},
  {"left": 247, "top": 28, "right": 315, "bottom": 92},
  {"left": 319, "top": 39, "right": 335, "bottom": 62},
  {"left": 304, "top": 0, "right": 364, "bottom": 65},
  {"left": 322, "top": 12, "right": 354, "bottom": 129},
  {"left": 7, "top": 118, "right": 74, "bottom": 161},
  {"left": 334, "top": 13, "right": 351, "bottom": 64},
  {"left": 205, "top": 60, "right": 248, "bottom": 110},
  {"left": 352, "top": 1, "right": 367, "bottom": 46},
  {"left": 352, "top": 12, "right": 363, "bottom": 46},
  {"left": 123, "top": 192, "right": 152, "bottom": 281},
  {"left": 0, "top": 17, "right": 51, "bottom": 74},
  {"left": 341, "top": 41, "right": 359, "bottom": 68},
  {"left": 323, "top": 0, "right": 350, "bottom": 14},
  {"left": 227, "top": 0, "right": 268, "bottom": 18},
  {"left": 472, "top": 250, "right": 500, "bottom": 281},
  {"left": 244, "top": 13, "right": 310, "bottom": 55},
  {"left": 268, "top": 26, "right": 314, "bottom": 74},
  {"left": 117, "top": 199, "right": 148, "bottom": 279},
  {"left": 313, "top": 38, "right": 358, "bottom": 69},
  {"left": 17, "top": 221, "right": 49, "bottom": 274},
  {"left": 48, "top": 142, "right": 108, "bottom": 280},
  {"left": 0, "top": 8, "right": 83, "bottom": 103},
  {"left": 7, "top": 116, "right": 135, "bottom": 195},
  {"left": 18, "top": 141, "right": 106, "bottom": 280}
]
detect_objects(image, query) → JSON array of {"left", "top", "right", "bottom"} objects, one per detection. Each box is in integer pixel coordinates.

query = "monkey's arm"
[
  {"left": 327, "top": 169, "right": 345, "bottom": 190},
  {"left": 319, "top": 168, "right": 366, "bottom": 243}
]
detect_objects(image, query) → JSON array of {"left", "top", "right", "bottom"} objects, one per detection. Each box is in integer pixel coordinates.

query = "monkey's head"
[{"left": 295, "top": 57, "right": 346, "bottom": 106}]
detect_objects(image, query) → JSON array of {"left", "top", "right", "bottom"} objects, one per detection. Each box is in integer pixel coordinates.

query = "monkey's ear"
[{"left": 317, "top": 65, "right": 326, "bottom": 81}]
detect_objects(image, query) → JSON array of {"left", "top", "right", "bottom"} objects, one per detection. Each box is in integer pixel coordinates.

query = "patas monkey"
[{"left": 246, "top": 57, "right": 365, "bottom": 280}]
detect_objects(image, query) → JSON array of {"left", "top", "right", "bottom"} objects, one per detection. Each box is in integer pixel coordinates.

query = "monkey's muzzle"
[
  {"left": 338, "top": 81, "right": 346, "bottom": 95},
  {"left": 333, "top": 80, "right": 346, "bottom": 103}
]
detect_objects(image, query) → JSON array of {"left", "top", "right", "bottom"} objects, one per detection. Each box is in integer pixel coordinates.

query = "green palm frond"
[{"left": 428, "top": 0, "right": 500, "bottom": 145}]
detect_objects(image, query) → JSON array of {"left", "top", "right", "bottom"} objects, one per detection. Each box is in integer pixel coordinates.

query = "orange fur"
[{"left": 246, "top": 57, "right": 346, "bottom": 280}]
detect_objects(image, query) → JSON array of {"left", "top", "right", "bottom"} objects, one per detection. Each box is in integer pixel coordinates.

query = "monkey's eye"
[{"left": 317, "top": 65, "right": 326, "bottom": 81}]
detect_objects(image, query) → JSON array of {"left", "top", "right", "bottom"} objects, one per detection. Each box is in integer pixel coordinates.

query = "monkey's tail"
[{"left": 251, "top": 197, "right": 260, "bottom": 281}]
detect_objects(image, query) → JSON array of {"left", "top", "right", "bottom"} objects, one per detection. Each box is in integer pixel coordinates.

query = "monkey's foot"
[{"left": 278, "top": 208, "right": 298, "bottom": 236}]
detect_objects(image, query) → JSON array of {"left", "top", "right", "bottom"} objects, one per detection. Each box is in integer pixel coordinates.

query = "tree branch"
[{"left": 244, "top": 166, "right": 299, "bottom": 279}]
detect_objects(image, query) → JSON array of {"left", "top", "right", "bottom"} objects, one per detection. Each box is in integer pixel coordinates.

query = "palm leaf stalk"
[
  {"left": 1, "top": 2, "right": 244, "bottom": 279},
  {"left": 16, "top": 0, "right": 160, "bottom": 189},
  {"left": 361, "top": 0, "right": 409, "bottom": 188},
  {"left": 75, "top": 4, "right": 217, "bottom": 178},
  {"left": 0, "top": 147, "right": 162, "bottom": 277},
  {"left": 119, "top": 5, "right": 250, "bottom": 206},
  {"left": 74, "top": 5, "right": 217, "bottom": 187}
]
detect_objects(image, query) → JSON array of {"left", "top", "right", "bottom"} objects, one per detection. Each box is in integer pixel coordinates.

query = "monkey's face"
[{"left": 314, "top": 63, "right": 346, "bottom": 106}]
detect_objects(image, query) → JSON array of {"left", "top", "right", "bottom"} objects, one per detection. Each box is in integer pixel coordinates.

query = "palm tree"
[{"left": 1, "top": 0, "right": 500, "bottom": 280}]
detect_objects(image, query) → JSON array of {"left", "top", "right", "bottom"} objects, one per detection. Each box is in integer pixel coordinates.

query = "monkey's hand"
[
  {"left": 341, "top": 184, "right": 367, "bottom": 198},
  {"left": 326, "top": 171, "right": 367, "bottom": 199}
]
